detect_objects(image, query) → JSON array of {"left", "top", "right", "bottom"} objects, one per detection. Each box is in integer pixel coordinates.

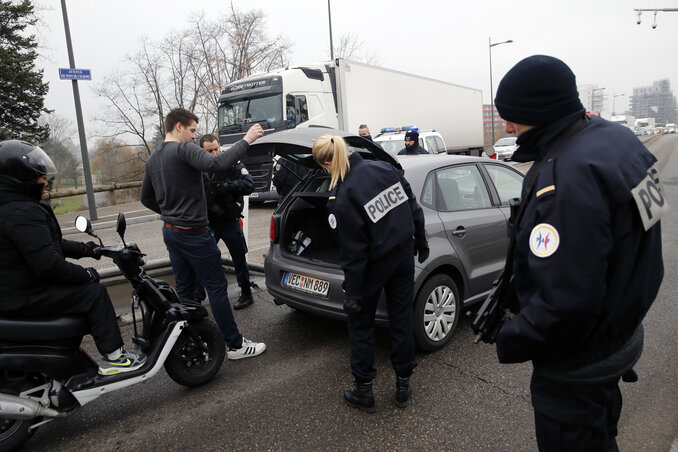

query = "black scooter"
[{"left": 0, "top": 213, "right": 225, "bottom": 451}]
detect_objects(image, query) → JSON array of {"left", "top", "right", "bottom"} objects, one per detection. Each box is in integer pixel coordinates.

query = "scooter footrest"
[{"left": 132, "top": 336, "right": 150, "bottom": 349}]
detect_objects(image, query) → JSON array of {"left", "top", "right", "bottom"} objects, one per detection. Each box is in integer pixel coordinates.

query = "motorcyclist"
[{"left": 0, "top": 140, "right": 145, "bottom": 375}]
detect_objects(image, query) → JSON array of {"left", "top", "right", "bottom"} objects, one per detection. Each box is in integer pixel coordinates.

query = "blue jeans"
[{"left": 162, "top": 227, "right": 242, "bottom": 348}]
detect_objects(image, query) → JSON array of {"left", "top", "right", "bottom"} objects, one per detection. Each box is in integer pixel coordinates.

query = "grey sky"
[{"left": 35, "top": 0, "right": 678, "bottom": 141}]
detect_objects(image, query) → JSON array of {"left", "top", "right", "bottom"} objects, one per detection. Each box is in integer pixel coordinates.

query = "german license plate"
[{"left": 282, "top": 272, "right": 330, "bottom": 297}]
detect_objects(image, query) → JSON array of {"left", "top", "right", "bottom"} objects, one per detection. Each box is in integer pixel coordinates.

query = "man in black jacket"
[
  {"left": 397, "top": 130, "right": 427, "bottom": 155},
  {"left": 493, "top": 55, "right": 664, "bottom": 451},
  {"left": 0, "top": 140, "right": 145, "bottom": 375},
  {"left": 200, "top": 134, "right": 256, "bottom": 310}
]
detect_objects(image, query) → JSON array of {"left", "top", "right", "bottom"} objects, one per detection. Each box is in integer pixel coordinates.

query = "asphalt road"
[{"left": 24, "top": 135, "right": 678, "bottom": 451}]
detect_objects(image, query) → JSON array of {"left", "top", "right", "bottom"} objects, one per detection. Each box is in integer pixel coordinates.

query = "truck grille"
[{"left": 248, "top": 161, "right": 274, "bottom": 192}]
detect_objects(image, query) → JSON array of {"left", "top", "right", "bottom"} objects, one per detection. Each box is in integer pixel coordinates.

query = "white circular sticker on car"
[
  {"left": 529, "top": 223, "right": 560, "bottom": 258},
  {"left": 328, "top": 213, "right": 337, "bottom": 229}
]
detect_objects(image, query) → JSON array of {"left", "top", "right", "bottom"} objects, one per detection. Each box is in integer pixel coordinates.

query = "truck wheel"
[
  {"left": 413, "top": 274, "right": 460, "bottom": 352},
  {"left": 165, "top": 319, "right": 225, "bottom": 387}
]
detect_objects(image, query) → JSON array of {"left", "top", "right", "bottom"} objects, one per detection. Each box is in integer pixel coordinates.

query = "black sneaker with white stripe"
[{"left": 227, "top": 337, "right": 266, "bottom": 360}]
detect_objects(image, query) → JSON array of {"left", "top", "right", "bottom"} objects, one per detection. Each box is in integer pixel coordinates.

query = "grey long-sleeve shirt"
[{"left": 141, "top": 139, "right": 249, "bottom": 227}]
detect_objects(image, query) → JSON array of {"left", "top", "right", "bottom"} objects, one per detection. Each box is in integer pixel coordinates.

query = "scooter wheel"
[
  {"left": 0, "top": 384, "right": 38, "bottom": 452},
  {"left": 164, "top": 319, "right": 226, "bottom": 387}
]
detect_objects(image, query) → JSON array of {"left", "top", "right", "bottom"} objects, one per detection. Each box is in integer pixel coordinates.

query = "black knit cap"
[
  {"left": 494, "top": 55, "right": 584, "bottom": 126},
  {"left": 405, "top": 130, "right": 419, "bottom": 142}
]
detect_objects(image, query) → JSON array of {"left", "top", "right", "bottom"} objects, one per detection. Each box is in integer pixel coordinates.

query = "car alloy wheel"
[{"left": 413, "top": 274, "right": 460, "bottom": 351}]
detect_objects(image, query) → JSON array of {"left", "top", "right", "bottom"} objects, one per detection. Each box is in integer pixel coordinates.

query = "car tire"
[{"left": 413, "top": 274, "right": 460, "bottom": 352}]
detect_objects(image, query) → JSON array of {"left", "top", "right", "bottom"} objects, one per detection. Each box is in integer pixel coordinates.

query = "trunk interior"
[{"left": 280, "top": 175, "right": 340, "bottom": 264}]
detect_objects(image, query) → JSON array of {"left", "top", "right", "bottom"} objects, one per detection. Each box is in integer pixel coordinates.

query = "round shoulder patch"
[
  {"left": 275, "top": 164, "right": 281, "bottom": 171},
  {"left": 529, "top": 223, "right": 560, "bottom": 258},
  {"left": 241, "top": 167, "right": 249, "bottom": 175},
  {"left": 328, "top": 213, "right": 337, "bottom": 230}
]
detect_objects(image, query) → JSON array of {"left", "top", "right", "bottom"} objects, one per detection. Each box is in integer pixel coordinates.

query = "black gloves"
[
  {"left": 343, "top": 295, "right": 363, "bottom": 315},
  {"left": 414, "top": 237, "right": 430, "bottom": 264},
  {"left": 84, "top": 241, "right": 102, "bottom": 260},
  {"left": 85, "top": 267, "right": 100, "bottom": 283}
]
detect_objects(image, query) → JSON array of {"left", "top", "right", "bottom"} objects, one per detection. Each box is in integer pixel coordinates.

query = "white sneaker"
[{"left": 227, "top": 337, "right": 266, "bottom": 360}]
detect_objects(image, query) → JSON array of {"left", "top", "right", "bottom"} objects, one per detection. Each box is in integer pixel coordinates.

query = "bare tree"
[
  {"left": 94, "top": 5, "right": 291, "bottom": 150},
  {"left": 334, "top": 32, "right": 380, "bottom": 65}
]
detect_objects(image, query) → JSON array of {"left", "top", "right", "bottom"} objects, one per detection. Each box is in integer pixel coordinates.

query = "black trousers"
[
  {"left": 531, "top": 374, "right": 622, "bottom": 452},
  {"left": 18, "top": 282, "right": 123, "bottom": 356},
  {"left": 346, "top": 244, "right": 417, "bottom": 382},
  {"left": 211, "top": 220, "right": 250, "bottom": 289}
]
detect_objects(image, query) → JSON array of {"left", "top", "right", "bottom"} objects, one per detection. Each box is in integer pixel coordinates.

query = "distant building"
[
  {"left": 630, "top": 79, "right": 677, "bottom": 126},
  {"left": 483, "top": 104, "right": 507, "bottom": 145},
  {"left": 578, "top": 84, "right": 606, "bottom": 113}
]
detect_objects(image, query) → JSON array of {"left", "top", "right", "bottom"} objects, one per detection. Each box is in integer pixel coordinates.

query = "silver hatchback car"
[{"left": 252, "top": 128, "right": 524, "bottom": 351}]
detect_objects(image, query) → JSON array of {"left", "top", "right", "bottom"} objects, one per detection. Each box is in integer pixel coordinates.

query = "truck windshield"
[{"left": 218, "top": 93, "right": 283, "bottom": 128}]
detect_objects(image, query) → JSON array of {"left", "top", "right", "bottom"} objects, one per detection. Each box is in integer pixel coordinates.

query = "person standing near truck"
[
  {"left": 312, "top": 134, "right": 429, "bottom": 413},
  {"left": 200, "top": 134, "right": 256, "bottom": 310},
  {"left": 397, "top": 130, "right": 427, "bottom": 155},
  {"left": 141, "top": 107, "right": 266, "bottom": 360}
]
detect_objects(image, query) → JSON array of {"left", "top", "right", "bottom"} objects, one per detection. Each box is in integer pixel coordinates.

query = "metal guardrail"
[
  {"left": 100, "top": 256, "right": 265, "bottom": 286},
  {"left": 61, "top": 213, "right": 162, "bottom": 236},
  {"left": 45, "top": 181, "right": 143, "bottom": 200},
  {"left": 60, "top": 211, "right": 265, "bottom": 283}
]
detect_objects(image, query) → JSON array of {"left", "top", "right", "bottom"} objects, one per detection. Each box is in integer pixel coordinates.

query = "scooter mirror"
[
  {"left": 116, "top": 212, "right": 127, "bottom": 242},
  {"left": 74, "top": 216, "right": 91, "bottom": 233}
]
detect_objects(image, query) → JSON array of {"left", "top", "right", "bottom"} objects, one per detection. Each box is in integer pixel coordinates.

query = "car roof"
[
  {"left": 397, "top": 154, "right": 518, "bottom": 186},
  {"left": 249, "top": 127, "right": 401, "bottom": 169},
  {"left": 374, "top": 130, "right": 441, "bottom": 141}
]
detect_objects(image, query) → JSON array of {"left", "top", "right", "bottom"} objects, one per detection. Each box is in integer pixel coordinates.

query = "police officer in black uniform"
[
  {"left": 312, "top": 134, "right": 429, "bottom": 413},
  {"left": 200, "top": 134, "right": 256, "bottom": 310},
  {"left": 492, "top": 55, "right": 665, "bottom": 451},
  {"left": 0, "top": 140, "right": 146, "bottom": 374},
  {"left": 272, "top": 156, "right": 310, "bottom": 199},
  {"left": 397, "top": 129, "right": 427, "bottom": 155}
]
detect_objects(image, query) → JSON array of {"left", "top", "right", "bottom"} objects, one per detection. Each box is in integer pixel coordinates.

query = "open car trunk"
[{"left": 279, "top": 175, "right": 340, "bottom": 265}]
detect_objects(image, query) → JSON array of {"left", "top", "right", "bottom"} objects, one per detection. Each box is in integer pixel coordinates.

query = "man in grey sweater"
[{"left": 141, "top": 107, "right": 265, "bottom": 360}]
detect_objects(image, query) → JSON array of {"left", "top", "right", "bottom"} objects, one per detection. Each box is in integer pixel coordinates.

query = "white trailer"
[
  {"left": 217, "top": 59, "right": 484, "bottom": 199},
  {"left": 332, "top": 59, "right": 484, "bottom": 153}
]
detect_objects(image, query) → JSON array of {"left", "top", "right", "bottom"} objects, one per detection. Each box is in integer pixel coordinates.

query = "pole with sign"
[{"left": 60, "top": 0, "right": 97, "bottom": 220}]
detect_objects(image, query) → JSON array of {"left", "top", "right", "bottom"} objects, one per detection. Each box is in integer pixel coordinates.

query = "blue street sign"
[{"left": 58, "top": 68, "right": 92, "bottom": 80}]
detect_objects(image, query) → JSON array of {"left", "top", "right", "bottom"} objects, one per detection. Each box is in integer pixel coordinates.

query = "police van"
[{"left": 373, "top": 126, "right": 447, "bottom": 157}]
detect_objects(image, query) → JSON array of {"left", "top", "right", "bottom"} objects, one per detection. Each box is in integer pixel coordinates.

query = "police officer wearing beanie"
[
  {"left": 397, "top": 130, "right": 427, "bottom": 155},
  {"left": 200, "top": 134, "right": 256, "bottom": 310},
  {"left": 493, "top": 55, "right": 665, "bottom": 450},
  {"left": 312, "top": 134, "right": 429, "bottom": 413}
]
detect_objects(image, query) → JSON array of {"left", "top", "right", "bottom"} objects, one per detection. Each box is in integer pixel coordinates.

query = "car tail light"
[{"left": 270, "top": 215, "right": 277, "bottom": 243}]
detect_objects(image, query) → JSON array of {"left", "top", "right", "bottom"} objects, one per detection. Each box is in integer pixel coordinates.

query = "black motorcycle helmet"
[{"left": 0, "top": 140, "right": 56, "bottom": 183}]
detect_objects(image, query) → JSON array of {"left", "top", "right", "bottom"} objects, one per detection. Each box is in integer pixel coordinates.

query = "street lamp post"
[
  {"left": 613, "top": 93, "right": 624, "bottom": 116},
  {"left": 328, "top": 0, "right": 334, "bottom": 60},
  {"left": 489, "top": 37, "right": 513, "bottom": 146}
]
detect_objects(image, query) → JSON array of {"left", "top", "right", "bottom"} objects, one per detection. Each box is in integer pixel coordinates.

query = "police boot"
[
  {"left": 395, "top": 376, "right": 412, "bottom": 408},
  {"left": 234, "top": 286, "right": 253, "bottom": 310},
  {"left": 343, "top": 380, "right": 376, "bottom": 413}
]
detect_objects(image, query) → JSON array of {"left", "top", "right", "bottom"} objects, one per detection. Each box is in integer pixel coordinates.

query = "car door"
[
  {"left": 480, "top": 162, "right": 525, "bottom": 221},
  {"left": 425, "top": 136, "right": 438, "bottom": 154},
  {"left": 434, "top": 163, "right": 509, "bottom": 295}
]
